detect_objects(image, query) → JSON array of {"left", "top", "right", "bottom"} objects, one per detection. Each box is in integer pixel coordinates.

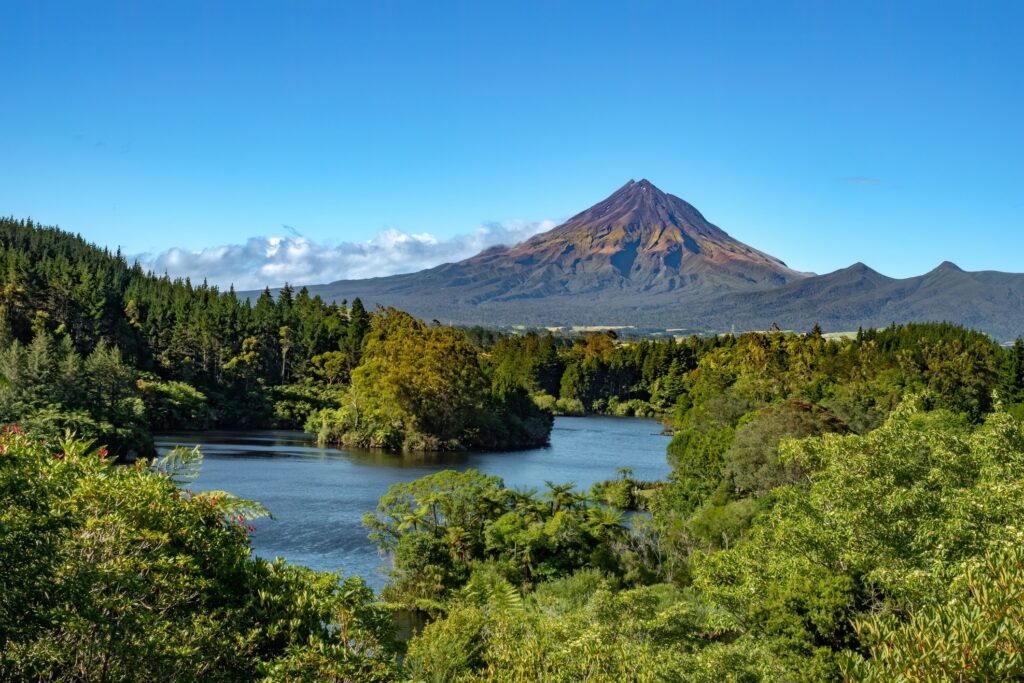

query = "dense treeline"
[
  {"left": 0, "top": 218, "right": 551, "bottom": 453},
  {"left": 8, "top": 216, "right": 1019, "bottom": 454},
  {"left": 483, "top": 322, "right": 1012, "bottom": 423},
  {"left": 0, "top": 218, "right": 359, "bottom": 447},
  {"left": 482, "top": 328, "right": 703, "bottom": 416}
]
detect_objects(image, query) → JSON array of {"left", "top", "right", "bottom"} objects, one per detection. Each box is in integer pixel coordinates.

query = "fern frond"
[
  {"left": 193, "top": 490, "right": 273, "bottom": 523},
  {"left": 152, "top": 445, "right": 203, "bottom": 485}
]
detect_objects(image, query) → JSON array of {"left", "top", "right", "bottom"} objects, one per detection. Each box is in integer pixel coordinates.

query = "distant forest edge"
[{"left": 3, "top": 216, "right": 1024, "bottom": 458}]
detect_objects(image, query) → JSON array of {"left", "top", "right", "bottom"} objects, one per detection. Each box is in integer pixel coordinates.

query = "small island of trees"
[{"left": 306, "top": 308, "right": 552, "bottom": 452}]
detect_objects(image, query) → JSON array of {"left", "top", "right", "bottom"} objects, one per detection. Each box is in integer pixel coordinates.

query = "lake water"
[{"left": 155, "top": 416, "right": 671, "bottom": 589}]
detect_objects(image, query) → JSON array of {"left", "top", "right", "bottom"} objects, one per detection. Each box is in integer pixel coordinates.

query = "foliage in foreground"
[
  {"left": 842, "top": 545, "right": 1024, "bottom": 682},
  {"left": 4, "top": 401, "right": 1024, "bottom": 681},
  {"left": 692, "top": 402, "right": 1024, "bottom": 680},
  {"left": 403, "top": 403, "right": 1024, "bottom": 682},
  {"left": 363, "top": 469, "right": 629, "bottom": 609},
  {"left": 0, "top": 427, "right": 399, "bottom": 682}
]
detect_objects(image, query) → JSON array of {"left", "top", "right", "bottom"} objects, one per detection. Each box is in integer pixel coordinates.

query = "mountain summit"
[
  {"left": 481, "top": 178, "right": 804, "bottom": 295},
  {"left": 310, "top": 179, "right": 806, "bottom": 317}
]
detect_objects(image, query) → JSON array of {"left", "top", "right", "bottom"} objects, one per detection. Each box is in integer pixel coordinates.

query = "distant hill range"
[{"left": 278, "top": 180, "right": 1024, "bottom": 340}]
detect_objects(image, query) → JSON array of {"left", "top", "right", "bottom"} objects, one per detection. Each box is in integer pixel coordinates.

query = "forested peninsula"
[{"left": 4, "top": 217, "right": 1024, "bottom": 680}]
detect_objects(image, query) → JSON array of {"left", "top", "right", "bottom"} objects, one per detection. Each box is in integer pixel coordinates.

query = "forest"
[
  {"left": 0, "top": 217, "right": 550, "bottom": 454},
  {"left": 4, "top": 218, "right": 1024, "bottom": 681}
]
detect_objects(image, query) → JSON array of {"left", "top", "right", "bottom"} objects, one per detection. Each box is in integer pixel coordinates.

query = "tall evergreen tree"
[
  {"left": 346, "top": 297, "right": 370, "bottom": 367},
  {"left": 999, "top": 338, "right": 1024, "bottom": 405}
]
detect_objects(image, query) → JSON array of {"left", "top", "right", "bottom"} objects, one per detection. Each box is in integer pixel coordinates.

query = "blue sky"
[{"left": 1, "top": 1, "right": 1021, "bottom": 288}]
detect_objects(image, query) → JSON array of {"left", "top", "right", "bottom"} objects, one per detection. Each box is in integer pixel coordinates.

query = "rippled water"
[{"left": 155, "top": 416, "right": 671, "bottom": 589}]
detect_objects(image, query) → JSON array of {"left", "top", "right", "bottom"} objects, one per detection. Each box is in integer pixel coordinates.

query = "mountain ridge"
[
  {"left": 259, "top": 180, "right": 1024, "bottom": 340},
  {"left": 299, "top": 179, "right": 806, "bottom": 308}
]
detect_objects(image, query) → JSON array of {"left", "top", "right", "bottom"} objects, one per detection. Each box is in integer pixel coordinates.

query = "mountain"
[
  {"left": 484, "top": 178, "right": 805, "bottom": 296},
  {"left": 297, "top": 179, "right": 807, "bottom": 325},
  {"left": 703, "top": 261, "right": 1024, "bottom": 339},
  {"left": 279, "top": 180, "right": 1024, "bottom": 340}
]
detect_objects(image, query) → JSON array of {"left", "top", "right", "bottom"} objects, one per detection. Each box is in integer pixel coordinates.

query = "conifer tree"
[{"left": 999, "top": 338, "right": 1024, "bottom": 405}]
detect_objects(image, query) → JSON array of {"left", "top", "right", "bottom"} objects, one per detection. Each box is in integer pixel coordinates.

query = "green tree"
[
  {"left": 694, "top": 400, "right": 1024, "bottom": 680},
  {"left": 723, "top": 399, "right": 849, "bottom": 497},
  {"left": 842, "top": 545, "right": 1024, "bottom": 681},
  {"left": 345, "top": 297, "right": 370, "bottom": 368},
  {"left": 999, "top": 337, "right": 1024, "bottom": 405},
  {"left": 310, "top": 309, "right": 550, "bottom": 451}
]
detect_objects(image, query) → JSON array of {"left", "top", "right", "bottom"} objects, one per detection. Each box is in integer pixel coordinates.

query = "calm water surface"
[{"left": 155, "top": 416, "right": 670, "bottom": 589}]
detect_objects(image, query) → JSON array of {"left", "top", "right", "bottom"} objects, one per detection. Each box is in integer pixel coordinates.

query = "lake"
[{"left": 155, "top": 416, "right": 671, "bottom": 590}]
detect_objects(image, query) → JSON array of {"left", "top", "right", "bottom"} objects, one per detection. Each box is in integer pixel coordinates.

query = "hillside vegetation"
[{"left": 0, "top": 217, "right": 552, "bottom": 453}]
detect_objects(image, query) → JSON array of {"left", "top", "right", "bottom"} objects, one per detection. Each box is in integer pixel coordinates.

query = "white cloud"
[{"left": 136, "top": 219, "right": 555, "bottom": 290}]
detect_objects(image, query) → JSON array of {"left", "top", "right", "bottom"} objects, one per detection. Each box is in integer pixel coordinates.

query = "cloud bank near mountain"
[{"left": 137, "top": 219, "right": 555, "bottom": 290}]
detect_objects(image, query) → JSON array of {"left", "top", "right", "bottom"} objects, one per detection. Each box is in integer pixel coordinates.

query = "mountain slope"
[
  {"left": 276, "top": 180, "right": 1024, "bottom": 340},
  {"left": 487, "top": 178, "right": 805, "bottom": 297},
  {"left": 704, "top": 261, "right": 1024, "bottom": 339},
  {"left": 299, "top": 179, "right": 805, "bottom": 319}
]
